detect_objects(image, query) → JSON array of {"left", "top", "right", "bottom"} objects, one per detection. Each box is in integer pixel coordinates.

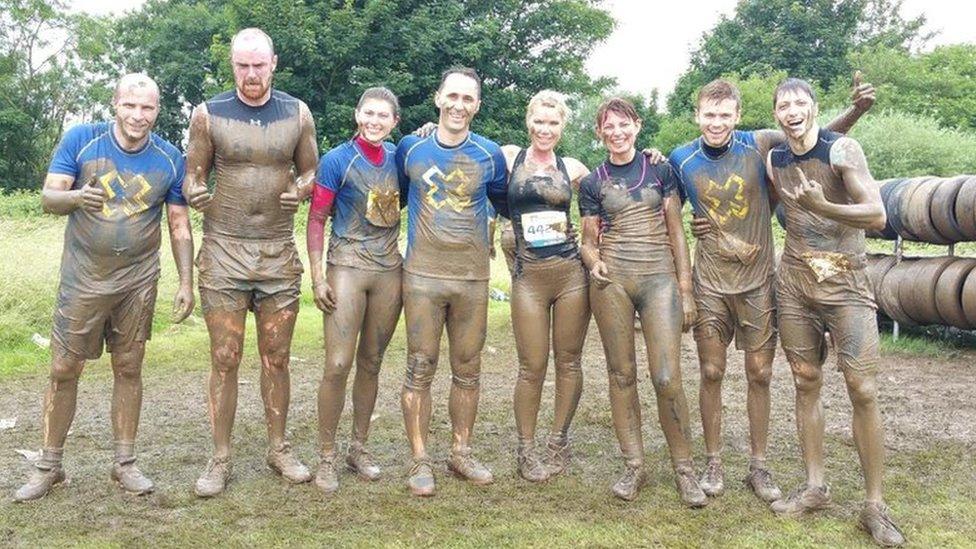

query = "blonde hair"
[{"left": 525, "top": 90, "right": 570, "bottom": 128}]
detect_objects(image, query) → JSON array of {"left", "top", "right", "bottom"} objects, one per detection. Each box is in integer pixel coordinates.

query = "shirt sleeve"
[
  {"left": 657, "top": 162, "right": 680, "bottom": 198},
  {"left": 47, "top": 125, "right": 90, "bottom": 179},
  {"left": 578, "top": 174, "right": 601, "bottom": 217},
  {"left": 486, "top": 145, "right": 509, "bottom": 219},
  {"left": 316, "top": 148, "right": 344, "bottom": 193},
  {"left": 165, "top": 152, "right": 188, "bottom": 205}
]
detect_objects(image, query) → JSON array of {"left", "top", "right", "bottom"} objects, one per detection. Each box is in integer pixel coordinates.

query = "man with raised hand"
[
  {"left": 15, "top": 73, "right": 193, "bottom": 502},
  {"left": 669, "top": 75, "right": 873, "bottom": 502},
  {"left": 183, "top": 28, "right": 318, "bottom": 497},
  {"left": 765, "top": 78, "right": 903, "bottom": 547},
  {"left": 396, "top": 67, "right": 508, "bottom": 497}
]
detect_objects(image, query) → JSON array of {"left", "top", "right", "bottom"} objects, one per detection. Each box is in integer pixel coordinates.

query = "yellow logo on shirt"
[
  {"left": 702, "top": 174, "right": 748, "bottom": 225},
  {"left": 98, "top": 170, "right": 152, "bottom": 218},
  {"left": 422, "top": 166, "right": 472, "bottom": 212}
]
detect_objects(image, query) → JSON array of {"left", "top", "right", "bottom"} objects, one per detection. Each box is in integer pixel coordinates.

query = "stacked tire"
[
  {"left": 867, "top": 176, "right": 976, "bottom": 243},
  {"left": 866, "top": 255, "right": 976, "bottom": 329}
]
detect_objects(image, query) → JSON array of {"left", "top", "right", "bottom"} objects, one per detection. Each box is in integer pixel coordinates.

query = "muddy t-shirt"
[
  {"left": 507, "top": 149, "right": 578, "bottom": 262},
  {"left": 670, "top": 130, "right": 776, "bottom": 293},
  {"left": 48, "top": 122, "right": 185, "bottom": 295},
  {"left": 396, "top": 131, "right": 508, "bottom": 281},
  {"left": 199, "top": 89, "right": 316, "bottom": 241},
  {"left": 316, "top": 139, "right": 401, "bottom": 271},
  {"left": 578, "top": 154, "right": 677, "bottom": 276},
  {"left": 770, "top": 128, "right": 867, "bottom": 265}
]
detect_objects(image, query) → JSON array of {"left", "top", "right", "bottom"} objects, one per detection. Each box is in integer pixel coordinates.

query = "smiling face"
[
  {"left": 696, "top": 98, "right": 740, "bottom": 148},
  {"left": 435, "top": 73, "right": 480, "bottom": 135},
  {"left": 113, "top": 83, "right": 159, "bottom": 147},
  {"left": 527, "top": 104, "right": 564, "bottom": 153},
  {"left": 231, "top": 41, "right": 277, "bottom": 105},
  {"left": 355, "top": 98, "right": 398, "bottom": 143},
  {"left": 774, "top": 88, "right": 818, "bottom": 140},
  {"left": 598, "top": 110, "right": 641, "bottom": 157}
]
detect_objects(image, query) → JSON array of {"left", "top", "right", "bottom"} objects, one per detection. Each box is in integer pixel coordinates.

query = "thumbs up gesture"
[
  {"left": 850, "top": 70, "right": 875, "bottom": 113},
  {"left": 185, "top": 165, "right": 213, "bottom": 211},
  {"left": 279, "top": 167, "right": 301, "bottom": 213},
  {"left": 79, "top": 175, "right": 107, "bottom": 213}
]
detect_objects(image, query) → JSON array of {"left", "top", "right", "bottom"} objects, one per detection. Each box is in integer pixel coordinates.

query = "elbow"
[{"left": 869, "top": 207, "right": 887, "bottom": 232}]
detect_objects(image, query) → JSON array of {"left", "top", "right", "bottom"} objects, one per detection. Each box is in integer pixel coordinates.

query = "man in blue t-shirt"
[
  {"left": 14, "top": 74, "right": 194, "bottom": 502},
  {"left": 669, "top": 76, "right": 873, "bottom": 504},
  {"left": 396, "top": 67, "right": 508, "bottom": 496}
]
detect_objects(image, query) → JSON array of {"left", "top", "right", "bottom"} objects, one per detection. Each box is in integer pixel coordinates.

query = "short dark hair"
[
  {"left": 595, "top": 97, "right": 641, "bottom": 131},
  {"left": 773, "top": 78, "right": 817, "bottom": 107},
  {"left": 438, "top": 66, "right": 482, "bottom": 99},
  {"left": 697, "top": 79, "right": 741, "bottom": 109}
]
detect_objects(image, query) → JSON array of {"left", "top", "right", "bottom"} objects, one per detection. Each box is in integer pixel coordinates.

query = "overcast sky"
[{"left": 71, "top": 0, "right": 975, "bottom": 99}]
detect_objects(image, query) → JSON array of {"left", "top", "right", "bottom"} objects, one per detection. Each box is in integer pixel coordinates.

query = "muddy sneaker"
[
  {"left": 516, "top": 446, "right": 550, "bottom": 483},
  {"left": 859, "top": 501, "right": 906, "bottom": 547},
  {"left": 743, "top": 465, "right": 782, "bottom": 503},
  {"left": 699, "top": 458, "right": 724, "bottom": 497},
  {"left": 13, "top": 466, "right": 66, "bottom": 502},
  {"left": 770, "top": 483, "right": 831, "bottom": 516},
  {"left": 543, "top": 437, "right": 572, "bottom": 477},
  {"left": 346, "top": 444, "right": 381, "bottom": 481},
  {"left": 448, "top": 449, "right": 494, "bottom": 485},
  {"left": 675, "top": 464, "right": 708, "bottom": 508},
  {"left": 194, "top": 457, "right": 232, "bottom": 498},
  {"left": 111, "top": 461, "right": 154, "bottom": 495},
  {"left": 407, "top": 458, "right": 435, "bottom": 497},
  {"left": 611, "top": 464, "right": 647, "bottom": 501},
  {"left": 266, "top": 443, "right": 312, "bottom": 484},
  {"left": 315, "top": 452, "right": 339, "bottom": 494}
]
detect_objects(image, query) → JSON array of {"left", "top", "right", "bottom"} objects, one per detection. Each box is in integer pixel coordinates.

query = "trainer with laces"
[
  {"left": 184, "top": 28, "right": 317, "bottom": 497},
  {"left": 765, "top": 78, "right": 904, "bottom": 547},
  {"left": 14, "top": 73, "right": 192, "bottom": 503}
]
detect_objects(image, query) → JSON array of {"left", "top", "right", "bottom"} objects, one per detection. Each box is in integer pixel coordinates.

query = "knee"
[
  {"left": 212, "top": 345, "right": 242, "bottom": 373},
  {"left": 845, "top": 371, "right": 879, "bottom": 408},
  {"left": 355, "top": 352, "right": 383, "bottom": 377},
  {"left": 262, "top": 349, "right": 290, "bottom": 372},
  {"left": 451, "top": 356, "right": 481, "bottom": 390},
  {"left": 49, "top": 359, "right": 82, "bottom": 384},
  {"left": 651, "top": 369, "right": 681, "bottom": 398},
  {"left": 404, "top": 353, "right": 437, "bottom": 390},
  {"left": 745, "top": 360, "right": 772, "bottom": 387},
  {"left": 609, "top": 365, "right": 636, "bottom": 390},
  {"left": 700, "top": 361, "right": 725, "bottom": 384},
  {"left": 789, "top": 359, "right": 822, "bottom": 393},
  {"left": 323, "top": 359, "right": 353, "bottom": 385}
]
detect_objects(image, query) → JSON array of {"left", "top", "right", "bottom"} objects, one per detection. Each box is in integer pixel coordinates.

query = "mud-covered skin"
[
  {"left": 318, "top": 139, "right": 402, "bottom": 271},
  {"left": 401, "top": 272, "right": 488, "bottom": 459},
  {"left": 499, "top": 220, "right": 516, "bottom": 275},
  {"left": 589, "top": 272, "right": 693, "bottom": 466},
  {"left": 318, "top": 266, "right": 402, "bottom": 455},
  {"left": 185, "top": 87, "right": 318, "bottom": 467},
  {"left": 578, "top": 155, "right": 676, "bottom": 276},
  {"left": 767, "top": 121, "right": 889, "bottom": 510}
]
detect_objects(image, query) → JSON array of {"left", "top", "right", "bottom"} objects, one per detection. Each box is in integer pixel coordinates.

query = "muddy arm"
[{"left": 166, "top": 203, "right": 195, "bottom": 322}]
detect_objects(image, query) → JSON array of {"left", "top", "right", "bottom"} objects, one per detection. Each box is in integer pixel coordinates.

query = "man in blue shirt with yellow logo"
[
  {"left": 14, "top": 74, "right": 194, "bottom": 502},
  {"left": 396, "top": 67, "right": 508, "bottom": 497}
]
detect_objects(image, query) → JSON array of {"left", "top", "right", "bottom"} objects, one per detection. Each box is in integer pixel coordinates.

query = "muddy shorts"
[
  {"left": 776, "top": 258, "right": 879, "bottom": 372},
  {"left": 197, "top": 235, "right": 303, "bottom": 314},
  {"left": 693, "top": 276, "right": 777, "bottom": 352},
  {"left": 51, "top": 279, "right": 158, "bottom": 360}
]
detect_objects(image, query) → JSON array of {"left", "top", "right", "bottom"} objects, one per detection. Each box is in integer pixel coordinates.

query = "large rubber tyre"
[
  {"left": 904, "top": 178, "right": 950, "bottom": 244},
  {"left": 899, "top": 257, "right": 957, "bottom": 325},
  {"left": 877, "top": 260, "right": 916, "bottom": 326},
  {"left": 955, "top": 177, "right": 976, "bottom": 241},
  {"left": 935, "top": 258, "right": 976, "bottom": 329},
  {"left": 868, "top": 179, "right": 901, "bottom": 240},
  {"left": 886, "top": 179, "right": 916, "bottom": 242},
  {"left": 865, "top": 254, "right": 897, "bottom": 297},
  {"left": 961, "top": 267, "right": 976, "bottom": 327},
  {"left": 930, "top": 176, "right": 968, "bottom": 243}
]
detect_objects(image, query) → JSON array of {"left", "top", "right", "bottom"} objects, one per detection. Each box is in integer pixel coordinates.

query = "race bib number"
[{"left": 522, "top": 210, "right": 568, "bottom": 248}]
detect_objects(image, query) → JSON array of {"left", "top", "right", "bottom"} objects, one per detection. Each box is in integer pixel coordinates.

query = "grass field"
[{"left": 1, "top": 193, "right": 975, "bottom": 547}]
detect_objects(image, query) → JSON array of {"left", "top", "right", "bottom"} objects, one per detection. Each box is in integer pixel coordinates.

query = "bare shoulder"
[
  {"left": 829, "top": 136, "right": 867, "bottom": 170},
  {"left": 563, "top": 156, "right": 590, "bottom": 180},
  {"left": 501, "top": 144, "right": 522, "bottom": 165}
]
